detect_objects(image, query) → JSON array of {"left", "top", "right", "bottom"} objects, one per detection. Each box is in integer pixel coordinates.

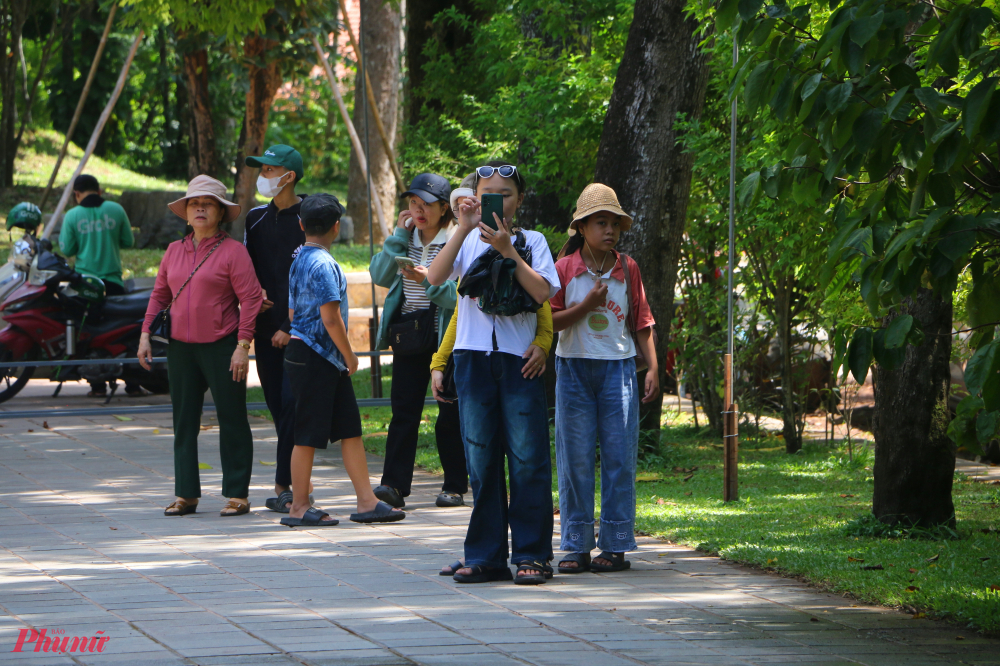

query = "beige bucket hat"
[
  {"left": 167, "top": 174, "right": 241, "bottom": 224},
  {"left": 568, "top": 183, "right": 633, "bottom": 236}
]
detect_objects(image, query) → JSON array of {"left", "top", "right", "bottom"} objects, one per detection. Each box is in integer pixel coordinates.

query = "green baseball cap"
[{"left": 245, "top": 144, "right": 304, "bottom": 181}]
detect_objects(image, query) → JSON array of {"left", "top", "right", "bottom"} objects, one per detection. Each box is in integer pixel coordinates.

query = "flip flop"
[
  {"left": 557, "top": 552, "right": 591, "bottom": 574},
  {"left": 265, "top": 492, "right": 314, "bottom": 513},
  {"left": 350, "top": 500, "right": 405, "bottom": 524},
  {"left": 590, "top": 551, "right": 631, "bottom": 572},
  {"left": 440, "top": 560, "right": 464, "bottom": 576},
  {"left": 280, "top": 507, "right": 340, "bottom": 527},
  {"left": 453, "top": 565, "right": 513, "bottom": 584}
]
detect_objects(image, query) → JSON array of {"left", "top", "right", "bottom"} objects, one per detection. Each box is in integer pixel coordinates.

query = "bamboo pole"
[
  {"left": 39, "top": 3, "right": 118, "bottom": 210},
  {"left": 337, "top": 0, "right": 405, "bottom": 193},
  {"left": 311, "top": 34, "right": 390, "bottom": 239},
  {"left": 42, "top": 30, "right": 143, "bottom": 240}
]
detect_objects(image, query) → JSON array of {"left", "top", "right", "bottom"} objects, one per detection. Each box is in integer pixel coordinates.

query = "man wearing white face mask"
[{"left": 243, "top": 144, "right": 309, "bottom": 513}]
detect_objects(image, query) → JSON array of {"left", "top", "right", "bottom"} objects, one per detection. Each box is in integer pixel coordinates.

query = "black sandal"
[
  {"left": 514, "top": 560, "right": 548, "bottom": 585},
  {"left": 557, "top": 552, "right": 591, "bottom": 574},
  {"left": 590, "top": 551, "right": 630, "bottom": 572},
  {"left": 440, "top": 560, "right": 464, "bottom": 576},
  {"left": 453, "top": 565, "right": 513, "bottom": 584}
]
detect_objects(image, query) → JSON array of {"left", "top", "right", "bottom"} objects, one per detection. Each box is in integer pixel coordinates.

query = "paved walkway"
[{"left": 1, "top": 410, "right": 998, "bottom": 666}]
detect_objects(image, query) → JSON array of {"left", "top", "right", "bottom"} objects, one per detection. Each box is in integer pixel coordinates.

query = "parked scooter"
[{"left": 0, "top": 203, "right": 168, "bottom": 403}]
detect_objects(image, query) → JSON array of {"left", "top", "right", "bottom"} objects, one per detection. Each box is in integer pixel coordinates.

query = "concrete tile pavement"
[{"left": 1, "top": 411, "right": 998, "bottom": 666}]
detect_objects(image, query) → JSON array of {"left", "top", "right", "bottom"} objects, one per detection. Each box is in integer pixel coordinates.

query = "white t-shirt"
[
  {"left": 450, "top": 230, "right": 560, "bottom": 356},
  {"left": 555, "top": 270, "right": 635, "bottom": 359}
]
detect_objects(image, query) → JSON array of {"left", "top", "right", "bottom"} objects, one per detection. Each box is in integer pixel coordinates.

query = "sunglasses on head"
[{"left": 476, "top": 165, "right": 518, "bottom": 180}]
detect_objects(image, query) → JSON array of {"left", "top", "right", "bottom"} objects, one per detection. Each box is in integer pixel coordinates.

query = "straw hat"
[
  {"left": 167, "top": 175, "right": 242, "bottom": 224},
  {"left": 568, "top": 183, "right": 633, "bottom": 235}
]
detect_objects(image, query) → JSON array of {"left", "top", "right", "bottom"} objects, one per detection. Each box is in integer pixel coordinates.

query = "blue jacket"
[{"left": 369, "top": 227, "right": 457, "bottom": 351}]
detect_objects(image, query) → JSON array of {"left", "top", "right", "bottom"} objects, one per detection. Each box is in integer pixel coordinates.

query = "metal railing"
[{"left": 0, "top": 351, "right": 391, "bottom": 370}]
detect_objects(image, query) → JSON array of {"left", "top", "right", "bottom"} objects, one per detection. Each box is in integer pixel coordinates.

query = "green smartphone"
[{"left": 480, "top": 193, "right": 504, "bottom": 232}]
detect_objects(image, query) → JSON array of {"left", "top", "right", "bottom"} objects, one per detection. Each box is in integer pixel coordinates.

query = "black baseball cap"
[
  {"left": 402, "top": 173, "right": 451, "bottom": 204},
  {"left": 300, "top": 193, "right": 344, "bottom": 225}
]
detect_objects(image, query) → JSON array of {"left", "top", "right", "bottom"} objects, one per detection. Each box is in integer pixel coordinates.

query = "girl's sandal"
[
  {"left": 164, "top": 499, "right": 198, "bottom": 516},
  {"left": 557, "top": 552, "right": 591, "bottom": 574},
  {"left": 220, "top": 498, "right": 250, "bottom": 517},
  {"left": 513, "top": 560, "right": 548, "bottom": 585},
  {"left": 440, "top": 560, "right": 464, "bottom": 576},
  {"left": 590, "top": 551, "right": 631, "bottom": 573}
]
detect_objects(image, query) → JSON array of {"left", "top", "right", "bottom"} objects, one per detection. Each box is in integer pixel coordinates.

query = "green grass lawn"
[{"left": 246, "top": 384, "right": 1000, "bottom": 634}]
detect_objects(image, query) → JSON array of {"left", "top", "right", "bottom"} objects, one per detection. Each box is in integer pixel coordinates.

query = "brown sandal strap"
[
  {"left": 221, "top": 498, "right": 249, "bottom": 514},
  {"left": 165, "top": 499, "right": 196, "bottom": 513}
]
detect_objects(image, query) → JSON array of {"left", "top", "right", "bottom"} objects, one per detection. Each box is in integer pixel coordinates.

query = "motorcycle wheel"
[{"left": 0, "top": 345, "right": 36, "bottom": 403}]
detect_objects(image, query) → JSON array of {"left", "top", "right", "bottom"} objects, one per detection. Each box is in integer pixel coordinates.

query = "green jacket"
[
  {"left": 369, "top": 226, "right": 457, "bottom": 351},
  {"left": 59, "top": 196, "right": 134, "bottom": 285}
]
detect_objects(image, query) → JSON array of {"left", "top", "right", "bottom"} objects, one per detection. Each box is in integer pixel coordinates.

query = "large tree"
[
  {"left": 347, "top": 0, "right": 400, "bottom": 245},
  {"left": 179, "top": 40, "right": 219, "bottom": 178},
  {"left": 0, "top": 0, "right": 29, "bottom": 186},
  {"left": 593, "top": 0, "right": 711, "bottom": 436},
  {"left": 729, "top": 0, "right": 1000, "bottom": 525}
]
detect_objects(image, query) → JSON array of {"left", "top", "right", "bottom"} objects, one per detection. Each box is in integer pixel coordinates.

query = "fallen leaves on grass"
[
  {"left": 911, "top": 612, "right": 926, "bottom": 619},
  {"left": 926, "top": 554, "right": 940, "bottom": 563},
  {"left": 636, "top": 472, "right": 662, "bottom": 482},
  {"left": 906, "top": 585, "right": 920, "bottom": 592},
  {"left": 989, "top": 585, "right": 1000, "bottom": 592},
  {"left": 682, "top": 474, "right": 694, "bottom": 482},
  {"left": 909, "top": 568, "right": 918, "bottom": 574},
  {"left": 847, "top": 556, "right": 864, "bottom": 563},
  {"left": 839, "top": 494, "right": 855, "bottom": 498}
]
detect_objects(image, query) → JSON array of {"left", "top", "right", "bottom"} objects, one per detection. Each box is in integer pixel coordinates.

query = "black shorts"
[{"left": 284, "top": 339, "right": 362, "bottom": 449}]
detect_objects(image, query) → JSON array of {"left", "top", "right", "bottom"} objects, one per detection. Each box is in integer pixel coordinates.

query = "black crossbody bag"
[
  {"left": 389, "top": 302, "right": 438, "bottom": 355},
  {"left": 148, "top": 238, "right": 225, "bottom": 344}
]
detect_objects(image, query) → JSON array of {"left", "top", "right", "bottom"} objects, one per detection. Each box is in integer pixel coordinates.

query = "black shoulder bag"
[
  {"left": 148, "top": 238, "right": 225, "bottom": 344},
  {"left": 458, "top": 230, "right": 541, "bottom": 317},
  {"left": 389, "top": 302, "right": 438, "bottom": 355}
]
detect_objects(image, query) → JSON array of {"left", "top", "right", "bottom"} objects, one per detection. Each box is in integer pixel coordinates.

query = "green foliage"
[
  {"left": 724, "top": 0, "right": 1000, "bottom": 452},
  {"left": 844, "top": 513, "right": 961, "bottom": 541},
  {"left": 400, "top": 0, "right": 632, "bottom": 209}
]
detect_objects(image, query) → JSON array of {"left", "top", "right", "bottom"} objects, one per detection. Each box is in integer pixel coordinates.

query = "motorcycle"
[{"left": 0, "top": 235, "right": 168, "bottom": 403}]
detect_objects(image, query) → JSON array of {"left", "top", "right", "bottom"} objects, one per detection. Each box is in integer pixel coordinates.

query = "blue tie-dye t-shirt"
[{"left": 288, "top": 246, "right": 349, "bottom": 371}]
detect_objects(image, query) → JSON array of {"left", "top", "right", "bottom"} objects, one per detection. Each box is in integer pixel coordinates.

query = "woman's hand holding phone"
[
  {"left": 479, "top": 214, "right": 515, "bottom": 256},
  {"left": 401, "top": 264, "right": 428, "bottom": 283}
]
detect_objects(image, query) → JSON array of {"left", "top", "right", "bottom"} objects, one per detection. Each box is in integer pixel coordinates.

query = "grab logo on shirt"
[{"left": 77, "top": 216, "right": 117, "bottom": 234}]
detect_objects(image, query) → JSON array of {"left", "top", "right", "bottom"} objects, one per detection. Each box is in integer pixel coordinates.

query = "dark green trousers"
[{"left": 168, "top": 335, "right": 253, "bottom": 499}]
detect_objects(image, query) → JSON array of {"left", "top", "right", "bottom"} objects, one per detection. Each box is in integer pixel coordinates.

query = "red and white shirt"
[{"left": 550, "top": 249, "right": 654, "bottom": 360}]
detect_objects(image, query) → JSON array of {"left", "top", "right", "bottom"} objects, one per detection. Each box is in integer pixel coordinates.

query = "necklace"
[
  {"left": 304, "top": 241, "right": 327, "bottom": 250},
  {"left": 584, "top": 242, "right": 610, "bottom": 281}
]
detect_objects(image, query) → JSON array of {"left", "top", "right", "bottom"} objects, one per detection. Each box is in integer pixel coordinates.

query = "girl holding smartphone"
[
  {"left": 427, "top": 161, "right": 561, "bottom": 585},
  {"left": 369, "top": 173, "right": 465, "bottom": 509}
]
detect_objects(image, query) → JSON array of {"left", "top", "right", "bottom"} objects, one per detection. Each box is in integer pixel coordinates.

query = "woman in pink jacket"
[{"left": 138, "top": 175, "right": 264, "bottom": 517}]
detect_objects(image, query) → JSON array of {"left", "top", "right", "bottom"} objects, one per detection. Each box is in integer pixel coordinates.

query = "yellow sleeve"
[
  {"left": 431, "top": 307, "right": 458, "bottom": 372},
  {"left": 531, "top": 301, "right": 553, "bottom": 355}
]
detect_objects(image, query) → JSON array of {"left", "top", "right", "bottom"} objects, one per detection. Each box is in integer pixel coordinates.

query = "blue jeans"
[
  {"left": 454, "top": 350, "right": 553, "bottom": 568},
  {"left": 555, "top": 356, "right": 639, "bottom": 554}
]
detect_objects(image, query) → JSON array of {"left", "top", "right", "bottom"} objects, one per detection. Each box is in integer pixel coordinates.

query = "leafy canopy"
[{"left": 719, "top": 0, "right": 1000, "bottom": 453}]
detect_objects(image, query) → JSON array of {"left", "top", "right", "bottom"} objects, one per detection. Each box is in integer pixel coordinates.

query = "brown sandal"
[
  {"left": 164, "top": 499, "right": 198, "bottom": 516},
  {"left": 220, "top": 498, "right": 250, "bottom": 517}
]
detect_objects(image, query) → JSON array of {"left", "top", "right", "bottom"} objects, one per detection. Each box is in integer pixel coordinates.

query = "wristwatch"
[{"left": 237, "top": 341, "right": 251, "bottom": 350}]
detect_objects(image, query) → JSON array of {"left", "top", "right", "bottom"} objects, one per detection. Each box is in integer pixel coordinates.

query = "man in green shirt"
[
  {"left": 60, "top": 174, "right": 135, "bottom": 294},
  {"left": 60, "top": 174, "right": 140, "bottom": 397}
]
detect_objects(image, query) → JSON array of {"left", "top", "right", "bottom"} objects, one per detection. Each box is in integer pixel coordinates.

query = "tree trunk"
[
  {"left": 181, "top": 46, "right": 218, "bottom": 177},
  {"left": 592, "top": 0, "right": 710, "bottom": 437},
  {"left": 872, "top": 288, "right": 956, "bottom": 528},
  {"left": 231, "top": 34, "right": 283, "bottom": 242},
  {"left": 404, "top": 0, "right": 488, "bottom": 124},
  {"left": 775, "top": 279, "right": 802, "bottom": 453},
  {"left": 0, "top": 0, "right": 29, "bottom": 187},
  {"left": 348, "top": 0, "right": 400, "bottom": 245}
]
